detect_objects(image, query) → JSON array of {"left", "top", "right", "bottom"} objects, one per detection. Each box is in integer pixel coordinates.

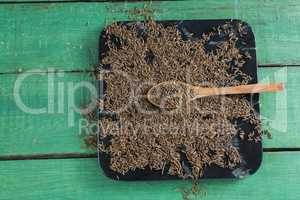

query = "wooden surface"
[
  {"left": 1, "top": 1, "right": 300, "bottom": 73},
  {"left": 1, "top": 152, "right": 300, "bottom": 200},
  {"left": 0, "top": 72, "right": 95, "bottom": 156},
  {"left": 0, "top": 0, "right": 299, "bottom": 199}
]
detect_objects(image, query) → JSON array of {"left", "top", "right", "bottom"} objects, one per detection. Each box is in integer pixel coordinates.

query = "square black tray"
[{"left": 97, "top": 19, "right": 262, "bottom": 180}]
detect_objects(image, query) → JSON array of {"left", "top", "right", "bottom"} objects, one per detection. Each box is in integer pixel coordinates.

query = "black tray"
[{"left": 97, "top": 19, "right": 262, "bottom": 180}]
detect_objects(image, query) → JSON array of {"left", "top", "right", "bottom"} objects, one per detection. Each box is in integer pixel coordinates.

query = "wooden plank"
[
  {"left": 0, "top": 152, "right": 299, "bottom": 199},
  {"left": 0, "top": 3, "right": 105, "bottom": 73},
  {"left": 0, "top": 1, "right": 300, "bottom": 73},
  {"left": 0, "top": 67, "right": 298, "bottom": 156},
  {"left": 0, "top": 0, "right": 105, "bottom": 2},
  {"left": 1, "top": 0, "right": 81, "bottom": 1},
  {"left": 0, "top": 72, "right": 96, "bottom": 155}
]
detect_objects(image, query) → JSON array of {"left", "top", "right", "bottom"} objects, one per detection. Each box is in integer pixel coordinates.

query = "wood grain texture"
[
  {"left": 0, "top": 72, "right": 96, "bottom": 155},
  {"left": 0, "top": 67, "right": 298, "bottom": 156},
  {"left": 0, "top": 152, "right": 299, "bottom": 200},
  {"left": 192, "top": 83, "right": 284, "bottom": 97},
  {"left": 1, "top": 0, "right": 300, "bottom": 73}
]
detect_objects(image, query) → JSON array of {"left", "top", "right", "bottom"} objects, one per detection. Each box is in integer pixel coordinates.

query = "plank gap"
[
  {"left": 0, "top": 65, "right": 300, "bottom": 75},
  {"left": 2, "top": 148, "right": 300, "bottom": 161},
  {"left": 259, "top": 64, "right": 300, "bottom": 68},
  {"left": 263, "top": 148, "right": 300, "bottom": 152},
  {"left": 0, "top": 69, "right": 95, "bottom": 76},
  {"left": 0, "top": 0, "right": 172, "bottom": 4},
  {"left": 0, "top": 153, "right": 97, "bottom": 161}
]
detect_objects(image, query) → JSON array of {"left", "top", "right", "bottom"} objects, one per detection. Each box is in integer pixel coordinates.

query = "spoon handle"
[{"left": 193, "top": 82, "right": 284, "bottom": 97}]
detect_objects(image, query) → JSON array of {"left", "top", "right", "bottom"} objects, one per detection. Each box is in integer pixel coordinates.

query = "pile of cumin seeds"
[
  {"left": 98, "top": 20, "right": 262, "bottom": 179},
  {"left": 148, "top": 81, "right": 189, "bottom": 109}
]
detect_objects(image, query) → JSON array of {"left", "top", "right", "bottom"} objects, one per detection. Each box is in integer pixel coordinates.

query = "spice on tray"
[
  {"left": 147, "top": 81, "right": 190, "bottom": 109},
  {"left": 97, "top": 20, "right": 262, "bottom": 179}
]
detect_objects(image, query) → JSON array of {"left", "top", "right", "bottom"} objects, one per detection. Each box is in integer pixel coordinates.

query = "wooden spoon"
[{"left": 147, "top": 81, "right": 284, "bottom": 109}]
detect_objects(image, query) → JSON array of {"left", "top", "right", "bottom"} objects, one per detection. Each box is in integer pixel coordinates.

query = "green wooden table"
[{"left": 1, "top": 0, "right": 300, "bottom": 199}]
